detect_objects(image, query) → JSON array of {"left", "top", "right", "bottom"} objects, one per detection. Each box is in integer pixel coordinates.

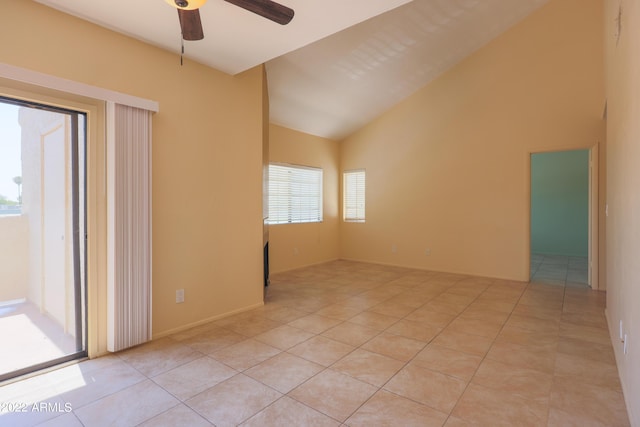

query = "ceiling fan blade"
[
  {"left": 224, "top": 0, "right": 294, "bottom": 25},
  {"left": 178, "top": 9, "right": 204, "bottom": 41}
]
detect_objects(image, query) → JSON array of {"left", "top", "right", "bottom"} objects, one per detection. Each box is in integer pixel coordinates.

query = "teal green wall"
[{"left": 531, "top": 150, "right": 589, "bottom": 257}]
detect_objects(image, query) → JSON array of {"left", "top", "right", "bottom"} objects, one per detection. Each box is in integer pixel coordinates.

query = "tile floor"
[
  {"left": 530, "top": 254, "right": 589, "bottom": 287},
  {"left": 0, "top": 260, "right": 630, "bottom": 426},
  {"left": 0, "top": 301, "right": 78, "bottom": 379}
]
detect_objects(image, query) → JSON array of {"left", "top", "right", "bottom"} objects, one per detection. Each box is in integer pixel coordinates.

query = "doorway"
[
  {"left": 530, "top": 149, "right": 592, "bottom": 288},
  {"left": 0, "top": 97, "right": 87, "bottom": 381}
]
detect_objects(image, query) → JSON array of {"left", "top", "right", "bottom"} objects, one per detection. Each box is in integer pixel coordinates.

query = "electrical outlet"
[
  {"left": 391, "top": 244, "right": 397, "bottom": 253},
  {"left": 424, "top": 248, "right": 431, "bottom": 256},
  {"left": 293, "top": 247, "right": 299, "bottom": 255},
  {"left": 176, "top": 289, "right": 185, "bottom": 304}
]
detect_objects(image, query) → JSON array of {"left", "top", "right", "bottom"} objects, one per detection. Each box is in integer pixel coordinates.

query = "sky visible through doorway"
[{"left": 0, "top": 102, "right": 21, "bottom": 202}]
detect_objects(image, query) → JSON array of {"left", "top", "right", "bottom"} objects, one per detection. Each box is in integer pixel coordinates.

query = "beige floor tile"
[
  {"left": 384, "top": 363, "right": 467, "bottom": 414},
  {"left": 213, "top": 312, "right": 264, "bottom": 328},
  {"left": 331, "top": 348, "right": 404, "bottom": 387},
  {"left": 253, "top": 324, "right": 315, "bottom": 350},
  {"left": 179, "top": 328, "right": 247, "bottom": 354},
  {"left": 290, "top": 297, "right": 334, "bottom": 313},
  {"left": 210, "top": 339, "right": 281, "bottom": 371},
  {"left": 443, "top": 416, "right": 478, "bottom": 426},
  {"left": 117, "top": 338, "right": 203, "bottom": 377},
  {"left": 559, "top": 322, "right": 612, "bottom": 346},
  {"left": 510, "top": 304, "right": 562, "bottom": 322},
  {"left": 288, "top": 335, "right": 355, "bottom": 366},
  {"left": 466, "top": 297, "right": 517, "bottom": 314},
  {"left": 137, "top": 404, "right": 213, "bottom": 427},
  {"left": 55, "top": 359, "right": 146, "bottom": 409},
  {"left": 0, "top": 396, "right": 71, "bottom": 426},
  {"left": 361, "top": 332, "right": 426, "bottom": 362},
  {"left": 472, "top": 358, "right": 553, "bottom": 402},
  {"left": 484, "top": 281, "right": 527, "bottom": 296},
  {"left": 168, "top": 322, "right": 221, "bottom": 342},
  {"left": 0, "top": 367, "right": 61, "bottom": 405},
  {"left": 412, "top": 345, "right": 482, "bottom": 381},
  {"left": 260, "top": 306, "right": 309, "bottom": 323},
  {"left": 448, "top": 281, "right": 490, "bottom": 296},
  {"left": 386, "top": 318, "right": 442, "bottom": 342},
  {"left": 405, "top": 308, "right": 457, "bottom": 328},
  {"left": 346, "top": 389, "right": 448, "bottom": 427},
  {"left": 368, "top": 301, "right": 416, "bottom": 317},
  {"left": 74, "top": 380, "right": 179, "bottom": 427},
  {"left": 504, "top": 313, "right": 560, "bottom": 334},
  {"left": 289, "top": 369, "right": 377, "bottom": 422},
  {"left": 452, "top": 383, "right": 548, "bottom": 427},
  {"left": 385, "top": 292, "right": 432, "bottom": 308},
  {"left": 458, "top": 307, "right": 510, "bottom": 325},
  {"left": 554, "top": 353, "right": 622, "bottom": 391},
  {"left": 34, "top": 413, "right": 85, "bottom": 427},
  {"left": 315, "top": 304, "right": 363, "bottom": 320},
  {"left": 287, "top": 314, "right": 343, "bottom": 334},
  {"left": 560, "top": 310, "right": 608, "bottom": 329},
  {"left": 241, "top": 396, "right": 340, "bottom": 426},
  {"left": 360, "top": 288, "right": 404, "bottom": 301},
  {"left": 224, "top": 317, "right": 283, "bottom": 337},
  {"left": 486, "top": 340, "right": 556, "bottom": 374},
  {"left": 186, "top": 374, "right": 281, "bottom": 426},
  {"left": 547, "top": 406, "right": 610, "bottom": 427},
  {"left": 556, "top": 336, "right": 616, "bottom": 364},
  {"left": 334, "top": 296, "right": 382, "bottom": 311},
  {"left": 431, "top": 292, "right": 477, "bottom": 307},
  {"left": 431, "top": 328, "right": 494, "bottom": 357},
  {"left": 422, "top": 299, "right": 468, "bottom": 316},
  {"left": 244, "top": 352, "right": 324, "bottom": 393},
  {"left": 348, "top": 311, "right": 401, "bottom": 330},
  {"left": 549, "top": 377, "right": 630, "bottom": 426},
  {"left": 518, "top": 293, "right": 564, "bottom": 311},
  {"left": 495, "top": 324, "right": 559, "bottom": 351},
  {"left": 446, "top": 317, "right": 503, "bottom": 339},
  {"left": 412, "top": 286, "right": 448, "bottom": 300},
  {"left": 152, "top": 356, "right": 237, "bottom": 401},
  {"left": 3, "top": 260, "right": 631, "bottom": 427},
  {"left": 321, "top": 321, "right": 380, "bottom": 346}
]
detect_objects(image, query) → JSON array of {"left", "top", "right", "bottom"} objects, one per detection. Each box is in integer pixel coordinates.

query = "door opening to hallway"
[{"left": 530, "top": 149, "right": 591, "bottom": 288}]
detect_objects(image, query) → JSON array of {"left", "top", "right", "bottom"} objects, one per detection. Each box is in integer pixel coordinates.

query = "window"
[
  {"left": 268, "top": 163, "right": 323, "bottom": 224},
  {"left": 344, "top": 169, "right": 365, "bottom": 222}
]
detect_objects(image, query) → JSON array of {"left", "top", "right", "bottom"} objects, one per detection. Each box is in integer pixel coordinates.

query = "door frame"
[
  {"left": 0, "top": 96, "right": 87, "bottom": 382},
  {"left": 527, "top": 143, "right": 599, "bottom": 290}
]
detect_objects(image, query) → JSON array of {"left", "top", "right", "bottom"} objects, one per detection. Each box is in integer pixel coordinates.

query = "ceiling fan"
[{"left": 165, "top": 0, "right": 295, "bottom": 41}]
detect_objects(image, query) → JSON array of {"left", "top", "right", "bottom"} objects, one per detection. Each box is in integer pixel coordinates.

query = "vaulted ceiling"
[{"left": 37, "top": 0, "right": 549, "bottom": 140}]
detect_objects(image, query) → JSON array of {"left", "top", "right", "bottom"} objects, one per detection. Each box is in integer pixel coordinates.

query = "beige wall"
[
  {"left": 604, "top": 0, "right": 640, "bottom": 423},
  {"left": 339, "top": 0, "right": 605, "bottom": 282},
  {"left": 1, "top": 1, "right": 266, "bottom": 352},
  {"left": 268, "top": 124, "right": 340, "bottom": 273},
  {"left": 0, "top": 216, "right": 28, "bottom": 301}
]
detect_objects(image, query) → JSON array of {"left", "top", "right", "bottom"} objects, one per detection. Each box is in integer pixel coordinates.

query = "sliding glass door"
[{"left": 0, "top": 97, "right": 86, "bottom": 381}]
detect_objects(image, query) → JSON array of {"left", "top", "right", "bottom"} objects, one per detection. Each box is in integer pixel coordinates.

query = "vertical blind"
[
  {"left": 106, "top": 102, "right": 152, "bottom": 352},
  {"left": 344, "top": 169, "right": 366, "bottom": 222},
  {"left": 268, "top": 163, "right": 323, "bottom": 224}
]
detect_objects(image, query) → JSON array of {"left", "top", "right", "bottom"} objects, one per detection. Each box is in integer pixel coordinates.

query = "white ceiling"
[{"left": 36, "top": 0, "right": 549, "bottom": 140}]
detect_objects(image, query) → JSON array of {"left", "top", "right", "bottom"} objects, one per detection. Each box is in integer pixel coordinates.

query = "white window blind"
[
  {"left": 344, "top": 169, "right": 366, "bottom": 222},
  {"left": 106, "top": 102, "right": 152, "bottom": 352},
  {"left": 268, "top": 164, "right": 323, "bottom": 224}
]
